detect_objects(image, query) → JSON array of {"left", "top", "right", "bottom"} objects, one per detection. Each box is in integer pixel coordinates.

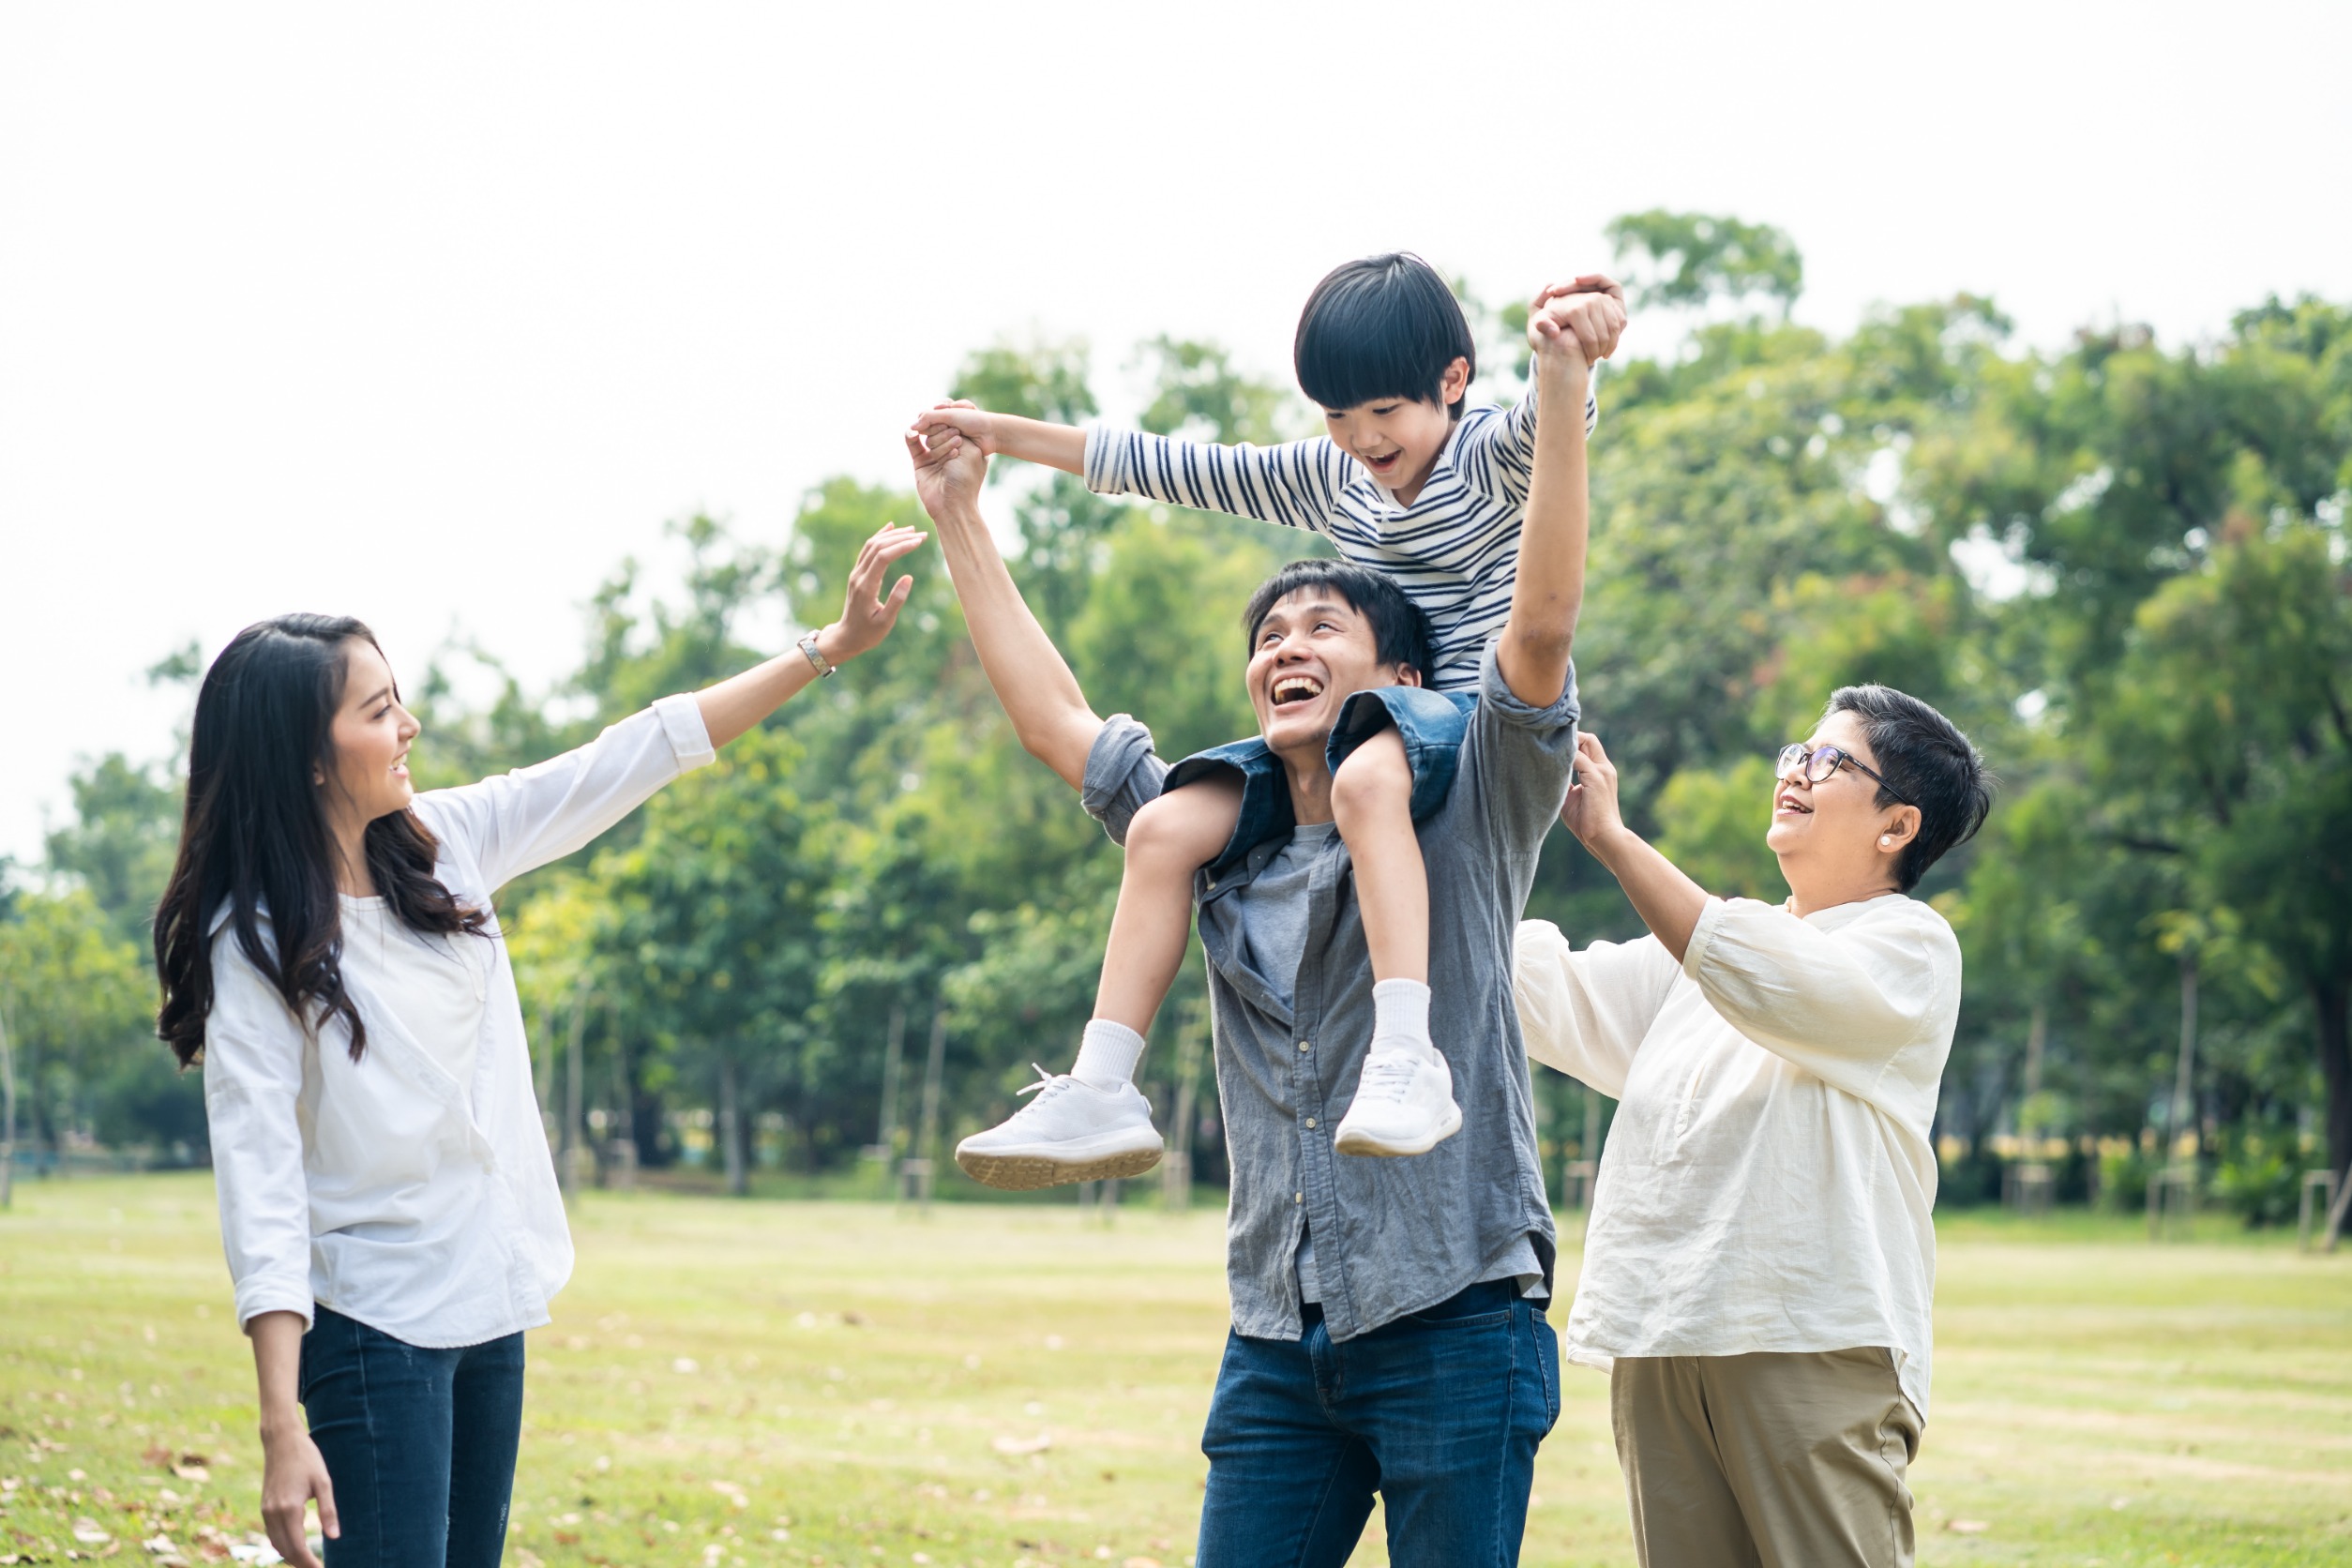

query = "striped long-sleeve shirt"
[{"left": 1083, "top": 379, "right": 1599, "bottom": 691}]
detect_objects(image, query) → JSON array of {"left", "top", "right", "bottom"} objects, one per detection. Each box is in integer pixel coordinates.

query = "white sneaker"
[
  {"left": 954, "top": 1065, "right": 1166, "bottom": 1191},
  {"left": 1333, "top": 1045, "right": 1463, "bottom": 1158}
]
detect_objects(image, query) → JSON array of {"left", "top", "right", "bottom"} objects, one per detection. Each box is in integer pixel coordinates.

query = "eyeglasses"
[{"left": 1775, "top": 742, "right": 1915, "bottom": 807}]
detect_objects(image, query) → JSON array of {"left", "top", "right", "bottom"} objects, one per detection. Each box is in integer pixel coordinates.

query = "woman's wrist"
[
  {"left": 259, "top": 1408, "right": 306, "bottom": 1443},
  {"left": 812, "top": 623, "right": 853, "bottom": 668},
  {"left": 1580, "top": 821, "right": 1639, "bottom": 868}
]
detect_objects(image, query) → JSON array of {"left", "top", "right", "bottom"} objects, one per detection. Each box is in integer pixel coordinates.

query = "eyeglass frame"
[{"left": 1774, "top": 742, "right": 1917, "bottom": 809}]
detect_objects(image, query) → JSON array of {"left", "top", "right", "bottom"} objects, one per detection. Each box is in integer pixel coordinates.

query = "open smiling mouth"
[
  {"left": 1776, "top": 792, "right": 1811, "bottom": 815},
  {"left": 1271, "top": 674, "right": 1325, "bottom": 708}
]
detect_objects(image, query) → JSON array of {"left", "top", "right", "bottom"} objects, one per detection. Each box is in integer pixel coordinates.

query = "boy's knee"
[
  {"left": 1332, "top": 731, "right": 1412, "bottom": 822},
  {"left": 1129, "top": 779, "right": 1244, "bottom": 866}
]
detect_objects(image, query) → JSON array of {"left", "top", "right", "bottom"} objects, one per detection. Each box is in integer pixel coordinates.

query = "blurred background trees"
[{"left": 5, "top": 211, "right": 2345, "bottom": 1226}]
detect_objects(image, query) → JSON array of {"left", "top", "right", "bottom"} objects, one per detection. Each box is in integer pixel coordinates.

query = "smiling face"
[
  {"left": 322, "top": 637, "right": 420, "bottom": 828},
  {"left": 1321, "top": 356, "right": 1470, "bottom": 505},
  {"left": 1766, "top": 709, "right": 1916, "bottom": 902},
  {"left": 1245, "top": 586, "right": 1419, "bottom": 763}
]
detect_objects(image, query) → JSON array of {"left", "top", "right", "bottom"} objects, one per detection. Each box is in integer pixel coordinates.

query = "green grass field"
[{"left": 3, "top": 1176, "right": 2348, "bottom": 1566}]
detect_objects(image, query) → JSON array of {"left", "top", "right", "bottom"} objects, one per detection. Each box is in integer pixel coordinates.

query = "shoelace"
[
  {"left": 1013, "top": 1063, "right": 1074, "bottom": 1108},
  {"left": 1354, "top": 1051, "right": 1425, "bottom": 1102}
]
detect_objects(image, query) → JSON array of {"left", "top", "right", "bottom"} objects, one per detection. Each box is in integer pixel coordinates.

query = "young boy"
[{"left": 915, "top": 254, "right": 1622, "bottom": 1187}]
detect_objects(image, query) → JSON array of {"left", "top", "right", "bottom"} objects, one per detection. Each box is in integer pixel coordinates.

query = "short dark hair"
[
  {"left": 1294, "top": 252, "right": 1477, "bottom": 418},
  {"left": 1244, "top": 560, "right": 1435, "bottom": 682},
  {"left": 1824, "top": 685, "right": 1994, "bottom": 893}
]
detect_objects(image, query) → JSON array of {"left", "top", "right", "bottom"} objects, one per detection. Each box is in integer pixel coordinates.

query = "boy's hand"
[
  {"left": 911, "top": 400, "right": 1007, "bottom": 456},
  {"left": 905, "top": 409, "right": 990, "bottom": 520},
  {"left": 1530, "top": 275, "right": 1627, "bottom": 366}
]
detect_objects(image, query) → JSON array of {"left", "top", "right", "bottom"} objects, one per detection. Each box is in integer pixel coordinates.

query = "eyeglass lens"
[{"left": 1776, "top": 744, "right": 1845, "bottom": 784}]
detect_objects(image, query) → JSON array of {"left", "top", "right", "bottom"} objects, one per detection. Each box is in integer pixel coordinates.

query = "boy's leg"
[
  {"left": 954, "top": 776, "right": 1243, "bottom": 1191},
  {"left": 1093, "top": 776, "right": 1245, "bottom": 1037},
  {"left": 1328, "top": 732, "right": 1460, "bottom": 1158}
]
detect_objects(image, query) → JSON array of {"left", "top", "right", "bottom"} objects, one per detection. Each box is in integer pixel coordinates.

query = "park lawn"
[{"left": 0, "top": 1177, "right": 2347, "bottom": 1567}]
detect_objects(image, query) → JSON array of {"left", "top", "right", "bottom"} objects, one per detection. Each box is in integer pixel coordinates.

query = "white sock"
[
  {"left": 1071, "top": 1018, "right": 1147, "bottom": 1090},
  {"left": 1371, "top": 978, "right": 1436, "bottom": 1063}
]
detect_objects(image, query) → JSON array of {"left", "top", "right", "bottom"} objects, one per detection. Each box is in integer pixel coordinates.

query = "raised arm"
[
  {"left": 908, "top": 403, "right": 1087, "bottom": 475},
  {"left": 904, "top": 425, "right": 1105, "bottom": 792},
  {"left": 1493, "top": 289, "right": 1606, "bottom": 708},
  {"left": 913, "top": 399, "right": 1349, "bottom": 535},
  {"left": 695, "top": 523, "right": 925, "bottom": 746}
]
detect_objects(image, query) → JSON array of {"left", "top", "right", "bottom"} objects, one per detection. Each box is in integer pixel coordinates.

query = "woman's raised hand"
[
  {"left": 1562, "top": 730, "right": 1628, "bottom": 852},
  {"left": 827, "top": 522, "right": 927, "bottom": 662}
]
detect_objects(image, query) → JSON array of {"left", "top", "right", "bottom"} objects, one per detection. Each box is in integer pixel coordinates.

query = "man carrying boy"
[
  {"left": 903, "top": 291, "right": 1612, "bottom": 1566},
  {"left": 915, "top": 256, "right": 1619, "bottom": 1184}
]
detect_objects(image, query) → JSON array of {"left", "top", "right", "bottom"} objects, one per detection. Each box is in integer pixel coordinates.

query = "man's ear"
[{"left": 1397, "top": 665, "right": 1425, "bottom": 689}]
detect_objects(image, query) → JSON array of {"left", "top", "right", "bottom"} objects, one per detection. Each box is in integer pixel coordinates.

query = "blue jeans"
[
  {"left": 1196, "top": 1280, "right": 1560, "bottom": 1568},
  {"left": 1168, "top": 686, "right": 1476, "bottom": 883},
  {"left": 298, "top": 1307, "right": 526, "bottom": 1568}
]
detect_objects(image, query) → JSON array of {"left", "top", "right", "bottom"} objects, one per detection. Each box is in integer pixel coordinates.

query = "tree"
[{"left": 1604, "top": 210, "right": 1803, "bottom": 316}]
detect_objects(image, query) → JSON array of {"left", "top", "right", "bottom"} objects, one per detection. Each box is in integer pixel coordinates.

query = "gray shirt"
[{"left": 1082, "top": 643, "right": 1579, "bottom": 1342}]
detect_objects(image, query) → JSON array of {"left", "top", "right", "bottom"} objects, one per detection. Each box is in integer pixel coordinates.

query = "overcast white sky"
[{"left": 5, "top": 1, "right": 2348, "bottom": 867}]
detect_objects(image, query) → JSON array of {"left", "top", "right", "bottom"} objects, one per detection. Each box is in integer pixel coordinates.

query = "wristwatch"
[{"left": 797, "top": 629, "right": 836, "bottom": 679}]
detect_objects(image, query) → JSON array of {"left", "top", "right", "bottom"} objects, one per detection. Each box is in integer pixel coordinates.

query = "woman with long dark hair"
[{"left": 153, "top": 524, "right": 924, "bottom": 1568}]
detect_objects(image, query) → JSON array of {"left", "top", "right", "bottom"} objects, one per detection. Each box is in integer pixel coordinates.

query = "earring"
[{"left": 1878, "top": 835, "right": 1893, "bottom": 848}]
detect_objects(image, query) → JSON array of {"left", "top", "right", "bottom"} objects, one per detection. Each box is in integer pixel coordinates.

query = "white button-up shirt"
[
  {"left": 1513, "top": 893, "right": 1959, "bottom": 1420},
  {"left": 203, "top": 696, "right": 715, "bottom": 1348}
]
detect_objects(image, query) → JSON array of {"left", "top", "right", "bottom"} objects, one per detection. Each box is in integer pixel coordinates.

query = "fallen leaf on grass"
[
  {"left": 1946, "top": 1518, "right": 1990, "bottom": 1534},
  {"left": 991, "top": 1432, "right": 1052, "bottom": 1456}
]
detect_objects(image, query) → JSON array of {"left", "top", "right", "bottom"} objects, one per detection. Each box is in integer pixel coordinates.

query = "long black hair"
[{"left": 155, "top": 614, "right": 489, "bottom": 1067}]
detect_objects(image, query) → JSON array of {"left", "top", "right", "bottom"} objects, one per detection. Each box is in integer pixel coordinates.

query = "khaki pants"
[{"left": 1610, "top": 1349, "right": 1922, "bottom": 1568}]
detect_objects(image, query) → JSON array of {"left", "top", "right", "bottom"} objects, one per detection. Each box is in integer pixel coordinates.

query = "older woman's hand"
[{"left": 1562, "top": 731, "right": 1628, "bottom": 853}]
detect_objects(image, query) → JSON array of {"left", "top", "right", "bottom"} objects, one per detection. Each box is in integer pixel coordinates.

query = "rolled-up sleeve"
[
  {"left": 1462, "top": 642, "right": 1581, "bottom": 854},
  {"left": 1682, "top": 896, "right": 1957, "bottom": 1099},
  {"left": 417, "top": 694, "right": 716, "bottom": 891},
  {"left": 1513, "top": 920, "right": 1681, "bottom": 1097},
  {"left": 203, "top": 942, "right": 315, "bottom": 1331},
  {"left": 1079, "top": 715, "right": 1170, "bottom": 847}
]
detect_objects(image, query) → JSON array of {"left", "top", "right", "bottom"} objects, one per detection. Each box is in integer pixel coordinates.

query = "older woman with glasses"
[{"left": 1515, "top": 684, "right": 1991, "bottom": 1568}]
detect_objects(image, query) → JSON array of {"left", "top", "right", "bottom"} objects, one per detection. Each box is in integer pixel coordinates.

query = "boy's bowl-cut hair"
[
  {"left": 1244, "top": 560, "right": 1436, "bottom": 684},
  {"left": 1294, "top": 253, "right": 1478, "bottom": 418}
]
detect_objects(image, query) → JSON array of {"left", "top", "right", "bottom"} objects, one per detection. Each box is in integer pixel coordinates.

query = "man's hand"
[
  {"left": 911, "top": 400, "right": 1009, "bottom": 456},
  {"left": 1530, "top": 275, "right": 1627, "bottom": 365},
  {"left": 824, "top": 523, "right": 927, "bottom": 662},
  {"left": 906, "top": 406, "right": 991, "bottom": 520},
  {"left": 1561, "top": 731, "right": 1628, "bottom": 853}
]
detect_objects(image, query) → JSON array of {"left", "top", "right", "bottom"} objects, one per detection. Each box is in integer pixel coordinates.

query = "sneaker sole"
[
  {"left": 1333, "top": 1102, "right": 1465, "bottom": 1159},
  {"left": 954, "top": 1142, "right": 1166, "bottom": 1192}
]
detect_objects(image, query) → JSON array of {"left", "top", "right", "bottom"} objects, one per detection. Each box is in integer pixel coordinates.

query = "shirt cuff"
[
  {"left": 1476, "top": 641, "right": 1580, "bottom": 730},
  {"left": 234, "top": 1277, "right": 316, "bottom": 1334},
  {"left": 653, "top": 692, "right": 717, "bottom": 773},
  {"left": 1680, "top": 896, "right": 1730, "bottom": 983},
  {"left": 1080, "top": 423, "right": 1119, "bottom": 495},
  {"left": 1080, "top": 715, "right": 1159, "bottom": 846}
]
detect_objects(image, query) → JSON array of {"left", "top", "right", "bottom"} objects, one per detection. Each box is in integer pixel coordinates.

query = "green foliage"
[
  {"left": 43, "top": 754, "right": 179, "bottom": 950},
  {"left": 14, "top": 221, "right": 2349, "bottom": 1211},
  {"left": 1603, "top": 209, "right": 1803, "bottom": 314},
  {"left": 0, "top": 888, "right": 173, "bottom": 1159},
  {"left": 1653, "top": 757, "right": 1786, "bottom": 902}
]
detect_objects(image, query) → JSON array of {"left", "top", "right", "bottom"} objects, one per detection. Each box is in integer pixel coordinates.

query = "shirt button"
[
  {"left": 1294, "top": 1192, "right": 1304, "bottom": 1204},
  {"left": 1297, "top": 1040, "right": 1311, "bottom": 1052},
  {"left": 1304, "top": 1118, "right": 1318, "bottom": 1130}
]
